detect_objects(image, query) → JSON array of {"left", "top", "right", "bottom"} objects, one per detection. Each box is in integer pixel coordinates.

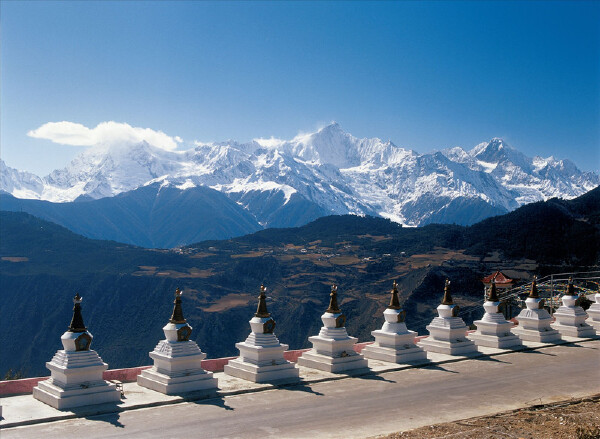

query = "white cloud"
[
  {"left": 193, "top": 140, "right": 217, "bottom": 147},
  {"left": 27, "top": 121, "right": 181, "bottom": 151},
  {"left": 253, "top": 136, "right": 285, "bottom": 148}
]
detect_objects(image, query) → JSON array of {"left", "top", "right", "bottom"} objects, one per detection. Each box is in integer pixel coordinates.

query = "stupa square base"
[
  {"left": 417, "top": 337, "right": 479, "bottom": 356},
  {"left": 224, "top": 358, "right": 299, "bottom": 383},
  {"left": 467, "top": 332, "right": 523, "bottom": 349},
  {"left": 235, "top": 341, "right": 290, "bottom": 366},
  {"left": 587, "top": 304, "right": 600, "bottom": 331},
  {"left": 362, "top": 343, "right": 427, "bottom": 364},
  {"left": 512, "top": 326, "right": 562, "bottom": 343},
  {"left": 468, "top": 319, "right": 523, "bottom": 349},
  {"left": 33, "top": 379, "right": 120, "bottom": 410},
  {"left": 551, "top": 323, "right": 597, "bottom": 338},
  {"left": 368, "top": 329, "right": 418, "bottom": 348},
  {"left": 426, "top": 319, "right": 470, "bottom": 342},
  {"left": 306, "top": 334, "right": 359, "bottom": 357},
  {"left": 515, "top": 309, "right": 553, "bottom": 330},
  {"left": 147, "top": 341, "right": 207, "bottom": 374},
  {"left": 587, "top": 318, "right": 600, "bottom": 332},
  {"left": 471, "top": 319, "right": 515, "bottom": 337},
  {"left": 297, "top": 350, "right": 369, "bottom": 373},
  {"left": 137, "top": 368, "right": 217, "bottom": 395}
]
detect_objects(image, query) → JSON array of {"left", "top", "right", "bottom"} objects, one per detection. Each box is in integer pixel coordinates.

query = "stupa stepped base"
[
  {"left": 235, "top": 339, "right": 290, "bottom": 364},
  {"left": 587, "top": 304, "right": 600, "bottom": 331},
  {"left": 33, "top": 349, "right": 121, "bottom": 409},
  {"left": 514, "top": 308, "right": 562, "bottom": 343},
  {"left": 137, "top": 368, "right": 217, "bottom": 395},
  {"left": 587, "top": 317, "right": 600, "bottom": 332},
  {"left": 147, "top": 340, "right": 207, "bottom": 371},
  {"left": 512, "top": 326, "right": 562, "bottom": 343},
  {"left": 362, "top": 343, "right": 427, "bottom": 363},
  {"left": 224, "top": 334, "right": 300, "bottom": 383},
  {"left": 552, "top": 307, "right": 597, "bottom": 338},
  {"left": 417, "top": 337, "right": 479, "bottom": 356},
  {"left": 297, "top": 349, "right": 369, "bottom": 374},
  {"left": 44, "top": 350, "right": 108, "bottom": 382},
  {"left": 468, "top": 319, "right": 523, "bottom": 349},
  {"left": 362, "top": 330, "right": 427, "bottom": 364},
  {"left": 515, "top": 309, "right": 553, "bottom": 328},
  {"left": 137, "top": 339, "right": 218, "bottom": 394},
  {"left": 551, "top": 322, "right": 597, "bottom": 338},
  {"left": 224, "top": 358, "right": 299, "bottom": 383},
  {"left": 426, "top": 317, "right": 471, "bottom": 341},
  {"left": 468, "top": 332, "right": 523, "bottom": 349},
  {"left": 553, "top": 307, "right": 589, "bottom": 325},
  {"left": 33, "top": 378, "right": 120, "bottom": 410}
]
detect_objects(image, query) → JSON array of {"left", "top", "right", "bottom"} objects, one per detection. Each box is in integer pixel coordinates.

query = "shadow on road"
[
  {"left": 523, "top": 349, "right": 557, "bottom": 357},
  {"left": 277, "top": 382, "right": 325, "bottom": 396},
  {"left": 190, "top": 396, "right": 235, "bottom": 411},
  {"left": 421, "top": 364, "right": 459, "bottom": 374},
  {"left": 560, "top": 342, "right": 599, "bottom": 350},
  {"left": 352, "top": 373, "right": 397, "bottom": 384},
  {"left": 78, "top": 410, "right": 125, "bottom": 429},
  {"left": 474, "top": 355, "right": 511, "bottom": 365}
]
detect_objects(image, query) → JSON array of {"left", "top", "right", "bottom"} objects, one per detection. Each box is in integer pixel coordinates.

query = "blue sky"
[{"left": 1, "top": 1, "right": 599, "bottom": 175}]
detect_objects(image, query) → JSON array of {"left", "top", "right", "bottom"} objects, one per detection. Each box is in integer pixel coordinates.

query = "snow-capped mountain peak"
[
  {"left": 284, "top": 122, "right": 362, "bottom": 167},
  {"left": 2, "top": 124, "right": 598, "bottom": 228}
]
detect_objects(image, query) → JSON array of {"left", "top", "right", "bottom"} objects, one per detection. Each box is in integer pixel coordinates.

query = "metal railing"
[{"left": 494, "top": 270, "right": 600, "bottom": 317}]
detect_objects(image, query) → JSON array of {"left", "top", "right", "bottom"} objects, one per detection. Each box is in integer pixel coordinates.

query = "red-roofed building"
[{"left": 482, "top": 271, "right": 515, "bottom": 289}]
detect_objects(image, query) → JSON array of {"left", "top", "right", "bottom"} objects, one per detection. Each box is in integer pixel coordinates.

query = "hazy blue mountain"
[{"left": 0, "top": 183, "right": 261, "bottom": 248}]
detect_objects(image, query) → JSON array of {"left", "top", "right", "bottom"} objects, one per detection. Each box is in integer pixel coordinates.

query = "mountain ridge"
[{"left": 2, "top": 123, "right": 598, "bottom": 231}]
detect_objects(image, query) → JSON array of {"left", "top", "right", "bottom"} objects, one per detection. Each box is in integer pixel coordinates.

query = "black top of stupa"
[
  {"left": 565, "top": 277, "right": 576, "bottom": 296},
  {"left": 388, "top": 280, "right": 401, "bottom": 310},
  {"left": 441, "top": 279, "right": 453, "bottom": 305},
  {"left": 68, "top": 293, "right": 87, "bottom": 333},
  {"left": 255, "top": 285, "right": 271, "bottom": 318},
  {"left": 326, "top": 284, "right": 341, "bottom": 313},
  {"left": 169, "top": 288, "right": 187, "bottom": 324},
  {"left": 488, "top": 279, "right": 499, "bottom": 302},
  {"left": 528, "top": 277, "right": 539, "bottom": 298}
]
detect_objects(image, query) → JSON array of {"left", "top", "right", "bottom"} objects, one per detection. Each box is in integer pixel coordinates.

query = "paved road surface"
[{"left": 4, "top": 341, "right": 600, "bottom": 439}]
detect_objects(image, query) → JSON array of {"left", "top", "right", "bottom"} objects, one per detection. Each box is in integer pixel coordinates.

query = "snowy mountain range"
[{"left": 2, "top": 123, "right": 598, "bottom": 233}]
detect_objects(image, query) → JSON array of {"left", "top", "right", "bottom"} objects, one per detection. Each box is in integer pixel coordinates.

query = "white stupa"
[
  {"left": 468, "top": 279, "right": 523, "bottom": 349},
  {"left": 33, "top": 293, "right": 121, "bottom": 409},
  {"left": 224, "top": 285, "right": 299, "bottom": 383},
  {"left": 586, "top": 288, "right": 600, "bottom": 332},
  {"left": 551, "top": 278, "right": 596, "bottom": 338},
  {"left": 513, "top": 277, "right": 562, "bottom": 343},
  {"left": 137, "top": 288, "right": 218, "bottom": 395},
  {"left": 418, "top": 280, "right": 479, "bottom": 356},
  {"left": 297, "top": 285, "right": 369, "bottom": 373},
  {"left": 362, "top": 281, "right": 427, "bottom": 363}
]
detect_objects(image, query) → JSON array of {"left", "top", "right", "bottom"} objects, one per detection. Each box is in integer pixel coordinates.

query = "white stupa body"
[
  {"left": 297, "top": 311, "right": 369, "bottom": 373},
  {"left": 552, "top": 294, "right": 596, "bottom": 338},
  {"left": 362, "top": 308, "right": 427, "bottom": 363},
  {"left": 418, "top": 304, "right": 478, "bottom": 356},
  {"left": 137, "top": 322, "right": 218, "bottom": 395},
  {"left": 586, "top": 293, "right": 600, "bottom": 332},
  {"left": 513, "top": 297, "right": 562, "bottom": 343},
  {"left": 468, "top": 301, "right": 523, "bottom": 349},
  {"left": 224, "top": 316, "right": 299, "bottom": 383},
  {"left": 33, "top": 330, "right": 121, "bottom": 409}
]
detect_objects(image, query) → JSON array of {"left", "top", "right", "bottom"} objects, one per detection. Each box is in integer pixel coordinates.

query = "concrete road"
[{"left": 4, "top": 341, "right": 600, "bottom": 439}]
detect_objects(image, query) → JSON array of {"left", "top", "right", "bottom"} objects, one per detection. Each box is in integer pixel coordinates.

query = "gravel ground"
[{"left": 376, "top": 395, "right": 600, "bottom": 439}]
